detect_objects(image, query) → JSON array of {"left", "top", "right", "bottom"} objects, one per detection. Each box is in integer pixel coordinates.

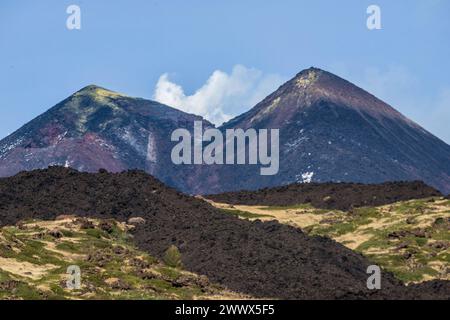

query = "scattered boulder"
[
  {"left": 323, "top": 196, "right": 334, "bottom": 204},
  {"left": 428, "top": 241, "right": 449, "bottom": 251},
  {"left": 105, "top": 278, "right": 131, "bottom": 291},
  {"left": 112, "top": 245, "right": 128, "bottom": 256},
  {"left": 0, "top": 280, "right": 20, "bottom": 291},
  {"left": 403, "top": 252, "right": 413, "bottom": 260},
  {"left": 128, "top": 257, "right": 151, "bottom": 269},
  {"left": 48, "top": 229, "right": 63, "bottom": 239},
  {"left": 127, "top": 217, "right": 146, "bottom": 225},
  {"left": 32, "top": 232, "right": 46, "bottom": 240},
  {"left": 170, "top": 274, "right": 210, "bottom": 292},
  {"left": 395, "top": 242, "right": 409, "bottom": 251},
  {"left": 388, "top": 231, "right": 409, "bottom": 239},
  {"left": 406, "top": 217, "right": 415, "bottom": 224},
  {"left": 98, "top": 220, "right": 115, "bottom": 234},
  {"left": 136, "top": 269, "right": 158, "bottom": 280},
  {"left": 15, "top": 221, "right": 27, "bottom": 230},
  {"left": 75, "top": 217, "right": 95, "bottom": 229},
  {"left": 87, "top": 250, "right": 111, "bottom": 267},
  {"left": 411, "top": 228, "right": 427, "bottom": 238},
  {"left": 194, "top": 275, "right": 210, "bottom": 289}
]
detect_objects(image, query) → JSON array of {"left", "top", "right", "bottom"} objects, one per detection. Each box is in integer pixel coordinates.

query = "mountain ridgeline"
[
  {"left": 0, "top": 68, "right": 449, "bottom": 194},
  {"left": 0, "top": 85, "right": 212, "bottom": 192},
  {"left": 207, "top": 68, "right": 450, "bottom": 194}
]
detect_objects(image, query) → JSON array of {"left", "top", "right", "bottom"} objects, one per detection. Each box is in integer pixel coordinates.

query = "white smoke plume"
[{"left": 153, "top": 65, "right": 285, "bottom": 126}]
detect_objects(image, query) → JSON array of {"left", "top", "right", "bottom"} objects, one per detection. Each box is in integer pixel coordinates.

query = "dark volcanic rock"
[
  {"left": 206, "top": 180, "right": 441, "bottom": 211},
  {"left": 0, "top": 167, "right": 447, "bottom": 300},
  {"left": 199, "top": 68, "right": 450, "bottom": 194}
]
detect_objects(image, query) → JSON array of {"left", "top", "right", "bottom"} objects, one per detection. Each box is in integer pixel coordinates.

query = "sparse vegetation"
[
  {"left": 211, "top": 197, "right": 450, "bottom": 284},
  {"left": 163, "top": 245, "right": 183, "bottom": 269},
  {"left": 0, "top": 218, "right": 247, "bottom": 300}
]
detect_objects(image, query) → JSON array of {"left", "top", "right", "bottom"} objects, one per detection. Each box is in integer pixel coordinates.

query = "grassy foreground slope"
[
  {"left": 0, "top": 216, "right": 247, "bottom": 300},
  {"left": 213, "top": 197, "right": 450, "bottom": 283}
]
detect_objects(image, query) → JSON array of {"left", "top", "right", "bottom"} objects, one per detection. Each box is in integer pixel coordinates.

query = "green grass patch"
[
  {"left": 84, "top": 228, "right": 105, "bottom": 239},
  {"left": 414, "top": 237, "right": 428, "bottom": 246},
  {"left": 55, "top": 241, "right": 80, "bottom": 253},
  {"left": 392, "top": 199, "right": 429, "bottom": 214}
]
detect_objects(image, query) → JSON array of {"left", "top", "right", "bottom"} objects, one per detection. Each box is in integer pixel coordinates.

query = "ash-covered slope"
[
  {"left": 0, "top": 85, "right": 211, "bottom": 191},
  {"left": 0, "top": 167, "right": 448, "bottom": 299},
  {"left": 204, "top": 68, "right": 450, "bottom": 194}
]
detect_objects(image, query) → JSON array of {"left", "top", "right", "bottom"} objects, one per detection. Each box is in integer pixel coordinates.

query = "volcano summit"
[
  {"left": 0, "top": 68, "right": 449, "bottom": 194},
  {"left": 200, "top": 68, "right": 450, "bottom": 194}
]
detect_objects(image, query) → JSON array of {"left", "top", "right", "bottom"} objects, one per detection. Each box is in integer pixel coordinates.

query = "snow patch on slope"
[
  {"left": 295, "top": 172, "right": 314, "bottom": 183},
  {"left": 0, "top": 137, "right": 24, "bottom": 159}
]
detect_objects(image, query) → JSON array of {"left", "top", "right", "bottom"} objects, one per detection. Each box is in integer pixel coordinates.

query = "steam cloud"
[{"left": 153, "top": 65, "right": 285, "bottom": 126}]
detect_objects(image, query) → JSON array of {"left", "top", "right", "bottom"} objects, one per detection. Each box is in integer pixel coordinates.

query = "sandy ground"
[
  {"left": 0, "top": 256, "right": 58, "bottom": 280},
  {"left": 211, "top": 201, "right": 328, "bottom": 227}
]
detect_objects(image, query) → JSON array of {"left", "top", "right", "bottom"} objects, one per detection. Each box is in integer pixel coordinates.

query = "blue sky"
[{"left": 1, "top": 0, "right": 450, "bottom": 142}]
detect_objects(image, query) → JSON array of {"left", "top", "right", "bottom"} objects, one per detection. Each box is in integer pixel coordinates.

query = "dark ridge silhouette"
[{"left": 206, "top": 180, "right": 442, "bottom": 211}]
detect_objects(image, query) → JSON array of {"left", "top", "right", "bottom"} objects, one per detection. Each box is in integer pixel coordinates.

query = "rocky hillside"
[
  {"left": 202, "top": 68, "right": 450, "bottom": 194},
  {"left": 206, "top": 180, "right": 442, "bottom": 211},
  {"left": 0, "top": 167, "right": 448, "bottom": 299},
  {"left": 209, "top": 197, "right": 450, "bottom": 284},
  {"left": 0, "top": 216, "right": 246, "bottom": 300}
]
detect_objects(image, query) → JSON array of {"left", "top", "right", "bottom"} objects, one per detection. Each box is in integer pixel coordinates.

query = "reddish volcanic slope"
[
  {"left": 0, "top": 85, "right": 211, "bottom": 192},
  {"left": 208, "top": 68, "right": 450, "bottom": 194},
  {"left": 0, "top": 69, "right": 449, "bottom": 194}
]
